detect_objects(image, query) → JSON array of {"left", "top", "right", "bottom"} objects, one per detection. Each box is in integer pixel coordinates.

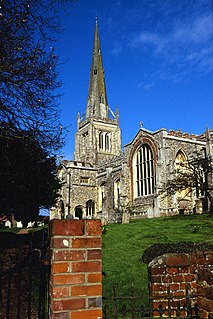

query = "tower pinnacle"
[{"left": 86, "top": 19, "right": 108, "bottom": 119}]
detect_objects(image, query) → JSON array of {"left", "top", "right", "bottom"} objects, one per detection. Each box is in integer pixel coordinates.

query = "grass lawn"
[
  {"left": 102, "top": 214, "right": 213, "bottom": 305},
  {"left": 0, "top": 225, "right": 46, "bottom": 233}
]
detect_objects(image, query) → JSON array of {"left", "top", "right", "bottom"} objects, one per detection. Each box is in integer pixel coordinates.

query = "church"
[{"left": 51, "top": 20, "right": 213, "bottom": 223}]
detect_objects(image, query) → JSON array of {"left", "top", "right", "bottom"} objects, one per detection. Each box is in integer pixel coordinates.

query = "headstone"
[
  {"left": 122, "top": 212, "right": 129, "bottom": 224},
  {"left": 147, "top": 207, "right": 154, "bottom": 218}
]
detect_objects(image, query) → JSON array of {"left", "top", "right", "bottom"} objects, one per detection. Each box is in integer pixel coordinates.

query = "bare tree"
[
  {"left": 159, "top": 149, "right": 213, "bottom": 214},
  {"left": 0, "top": 0, "right": 77, "bottom": 152}
]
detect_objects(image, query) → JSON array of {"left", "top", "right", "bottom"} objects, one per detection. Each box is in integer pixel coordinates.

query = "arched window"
[
  {"left": 99, "top": 131, "right": 110, "bottom": 152},
  {"left": 175, "top": 150, "right": 190, "bottom": 200},
  {"left": 98, "top": 183, "right": 105, "bottom": 211},
  {"left": 134, "top": 144, "right": 155, "bottom": 197},
  {"left": 175, "top": 150, "right": 187, "bottom": 170},
  {"left": 99, "top": 132, "right": 104, "bottom": 150},
  {"left": 75, "top": 206, "right": 83, "bottom": 219},
  {"left": 105, "top": 133, "right": 110, "bottom": 151},
  {"left": 86, "top": 200, "right": 95, "bottom": 216},
  {"left": 114, "top": 179, "right": 120, "bottom": 209}
]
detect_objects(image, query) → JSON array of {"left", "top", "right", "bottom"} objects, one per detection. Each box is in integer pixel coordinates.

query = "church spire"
[{"left": 86, "top": 18, "right": 108, "bottom": 119}]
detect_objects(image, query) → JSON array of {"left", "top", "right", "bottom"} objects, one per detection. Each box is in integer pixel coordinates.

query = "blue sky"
[{"left": 55, "top": 0, "right": 213, "bottom": 159}]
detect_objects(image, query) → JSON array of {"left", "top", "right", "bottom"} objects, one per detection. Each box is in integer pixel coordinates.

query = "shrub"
[{"left": 141, "top": 241, "right": 213, "bottom": 264}]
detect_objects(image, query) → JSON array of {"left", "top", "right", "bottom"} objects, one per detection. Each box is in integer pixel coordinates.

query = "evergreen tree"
[{"left": 0, "top": 125, "right": 61, "bottom": 225}]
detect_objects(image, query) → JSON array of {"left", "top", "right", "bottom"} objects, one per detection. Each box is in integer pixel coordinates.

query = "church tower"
[{"left": 74, "top": 19, "right": 122, "bottom": 165}]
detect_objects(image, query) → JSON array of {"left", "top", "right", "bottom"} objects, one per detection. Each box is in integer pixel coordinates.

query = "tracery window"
[{"left": 134, "top": 144, "right": 155, "bottom": 197}]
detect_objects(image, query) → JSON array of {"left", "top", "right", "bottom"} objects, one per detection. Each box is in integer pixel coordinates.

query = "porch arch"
[{"left": 75, "top": 206, "right": 83, "bottom": 219}]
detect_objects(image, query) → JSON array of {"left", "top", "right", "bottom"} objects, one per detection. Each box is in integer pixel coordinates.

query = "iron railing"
[
  {"left": 103, "top": 285, "right": 200, "bottom": 319},
  {"left": 0, "top": 228, "right": 50, "bottom": 319}
]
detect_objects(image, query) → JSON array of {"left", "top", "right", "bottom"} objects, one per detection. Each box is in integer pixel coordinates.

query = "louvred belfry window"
[{"left": 99, "top": 131, "right": 111, "bottom": 152}]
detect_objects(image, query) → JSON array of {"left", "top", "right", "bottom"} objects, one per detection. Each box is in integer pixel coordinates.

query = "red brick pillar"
[
  {"left": 49, "top": 219, "right": 102, "bottom": 319},
  {"left": 197, "top": 251, "right": 213, "bottom": 318}
]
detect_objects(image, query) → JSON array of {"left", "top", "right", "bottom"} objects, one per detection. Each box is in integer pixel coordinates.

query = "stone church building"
[{"left": 51, "top": 21, "right": 213, "bottom": 223}]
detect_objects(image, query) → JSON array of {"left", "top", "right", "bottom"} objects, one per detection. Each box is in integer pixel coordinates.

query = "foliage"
[
  {"left": 102, "top": 214, "right": 213, "bottom": 306},
  {"left": 0, "top": 126, "right": 60, "bottom": 225},
  {"left": 142, "top": 241, "right": 213, "bottom": 264},
  {"left": 0, "top": 0, "right": 77, "bottom": 152}
]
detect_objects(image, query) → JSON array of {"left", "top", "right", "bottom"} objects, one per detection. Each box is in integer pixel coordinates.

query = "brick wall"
[
  {"left": 148, "top": 251, "right": 213, "bottom": 318},
  {"left": 49, "top": 219, "right": 102, "bottom": 319},
  {"left": 197, "top": 253, "right": 213, "bottom": 319}
]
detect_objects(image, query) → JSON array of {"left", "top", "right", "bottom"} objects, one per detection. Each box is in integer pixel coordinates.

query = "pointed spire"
[{"left": 86, "top": 18, "right": 108, "bottom": 119}]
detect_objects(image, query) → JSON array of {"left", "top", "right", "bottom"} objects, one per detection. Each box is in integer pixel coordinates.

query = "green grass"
[
  {"left": 0, "top": 226, "right": 20, "bottom": 233},
  {"left": 0, "top": 225, "right": 47, "bottom": 233},
  {"left": 102, "top": 214, "right": 213, "bottom": 305}
]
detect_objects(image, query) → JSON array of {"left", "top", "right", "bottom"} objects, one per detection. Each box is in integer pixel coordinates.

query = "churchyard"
[{"left": 102, "top": 214, "right": 213, "bottom": 306}]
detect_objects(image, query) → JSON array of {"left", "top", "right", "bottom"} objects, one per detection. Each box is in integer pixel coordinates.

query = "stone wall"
[
  {"left": 57, "top": 162, "right": 98, "bottom": 217},
  {"left": 49, "top": 219, "right": 102, "bottom": 319},
  {"left": 55, "top": 124, "right": 213, "bottom": 222},
  {"left": 148, "top": 251, "right": 213, "bottom": 318}
]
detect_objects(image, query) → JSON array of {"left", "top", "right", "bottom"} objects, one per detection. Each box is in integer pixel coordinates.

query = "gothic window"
[
  {"left": 75, "top": 206, "right": 83, "bottom": 219},
  {"left": 86, "top": 200, "right": 95, "bottom": 216},
  {"left": 175, "top": 150, "right": 190, "bottom": 199},
  {"left": 105, "top": 133, "right": 110, "bottom": 151},
  {"left": 175, "top": 151, "right": 186, "bottom": 171},
  {"left": 134, "top": 144, "right": 155, "bottom": 197},
  {"left": 99, "top": 131, "right": 111, "bottom": 152},
  {"left": 99, "top": 132, "right": 104, "bottom": 150},
  {"left": 98, "top": 182, "right": 105, "bottom": 211},
  {"left": 114, "top": 179, "right": 120, "bottom": 209}
]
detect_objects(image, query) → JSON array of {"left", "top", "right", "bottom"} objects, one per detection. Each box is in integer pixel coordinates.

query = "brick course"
[
  {"left": 148, "top": 251, "right": 213, "bottom": 318},
  {"left": 49, "top": 219, "right": 102, "bottom": 319}
]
